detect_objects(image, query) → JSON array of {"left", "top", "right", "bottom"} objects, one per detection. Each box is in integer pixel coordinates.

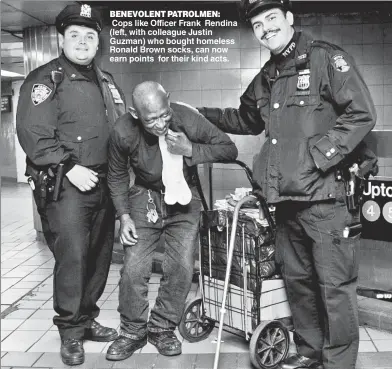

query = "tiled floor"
[{"left": 1, "top": 181, "right": 392, "bottom": 368}]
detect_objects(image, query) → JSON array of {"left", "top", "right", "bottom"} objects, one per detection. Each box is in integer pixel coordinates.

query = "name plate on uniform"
[{"left": 361, "top": 179, "right": 392, "bottom": 242}]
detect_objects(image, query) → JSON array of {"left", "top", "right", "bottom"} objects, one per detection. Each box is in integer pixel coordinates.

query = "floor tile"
[
  {"left": 111, "top": 353, "right": 157, "bottom": 368},
  {"left": 360, "top": 327, "right": 371, "bottom": 340},
  {"left": 1, "top": 304, "right": 11, "bottom": 312},
  {"left": 1, "top": 278, "right": 22, "bottom": 292},
  {"left": 27, "top": 292, "right": 53, "bottom": 301},
  {"left": 0, "top": 318, "right": 25, "bottom": 330},
  {"left": 17, "top": 319, "right": 53, "bottom": 331},
  {"left": 3, "top": 309, "right": 35, "bottom": 320},
  {"left": 16, "top": 299, "right": 45, "bottom": 310},
  {"left": 83, "top": 340, "right": 109, "bottom": 353},
  {"left": 28, "top": 309, "right": 54, "bottom": 320},
  {"left": 1, "top": 330, "right": 46, "bottom": 351},
  {"left": 20, "top": 275, "right": 49, "bottom": 282},
  {"left": 359, "top": 340, "right": 378, "bottom": 352},
  {"left": 28, "top": 331, "right": 60, "bottom": 352},
  {"left": 367, "top": 328, "right": 392, "bottom": 340},
  {"left": 12, "top": 281, "right": 41, "bottom": 289},
  {"left": 0, "top": 351, "right": 43, "bottom": 366},
  {"left": 101, "top": 300, "right": 119, "bottom": 310},
  {"left": 1, "top": 331, "right": 12, "bottom": 341},
  {"left": 32, "top": 352, "right": 68, "bottom": 368},
  {"left": 373, "top": 340, "right": 392, "bottom": 352},
  {"left": 1, "top": 288, "right": 32, "bottom": 304}
]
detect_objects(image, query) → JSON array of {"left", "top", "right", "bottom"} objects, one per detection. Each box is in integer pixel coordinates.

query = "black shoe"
[
  {"left": 148, "top": 330, "right": 182, "bottom": 356},
  {"left": 106, "top": 335, "right": 147, "bottom": 361},
  {"left": 60, "top": 338, "right": 84, "bottom": 366},
  {"left": 85, "top": 320, "right": 118, "bottom": 342},
  {"left": 281, "top": 354, "right": 323, "bottom": 369}
]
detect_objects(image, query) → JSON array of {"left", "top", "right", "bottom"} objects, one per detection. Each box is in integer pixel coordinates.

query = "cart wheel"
[
  {"left": 249, "top": 320, "right": 290, "bottom": 369},
  {"left": 179, "top": 298, "right": 215, "bottom": 342}
]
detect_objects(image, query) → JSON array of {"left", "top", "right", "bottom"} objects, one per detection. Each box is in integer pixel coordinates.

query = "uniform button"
[
  {"left": 328, "top": 193, "right": 332, "bottom": 198},
  {"left": 257, "top": 104, "right": 260, "bottom": 108},
  {"left": 330, "top": 148, "right": 336, "bottom": 154},
  {"left": 77, "top": 136, "right": 82, "bottom": 141},
  {"left": 58, "top": 67, "right": 62, "bottom": 70},
  {"left": 300, "top": 100, "right": 304, "bottom": 105},
  {"left": 273, "top": 103, "right": 279, "bottom": 109},
  {"left": 71, "top": 74, "right": 76, "bottom": 78},
  {"left": 272, "top": 139, "right": 277, "bottom": 144},
  {"left": 326, "top": 152, "right": 331, "bottom": 157}
]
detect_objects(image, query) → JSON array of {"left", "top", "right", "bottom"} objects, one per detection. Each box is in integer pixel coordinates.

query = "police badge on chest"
[{"left": 295, "top": 69, "right": 310, "bottom": 96}]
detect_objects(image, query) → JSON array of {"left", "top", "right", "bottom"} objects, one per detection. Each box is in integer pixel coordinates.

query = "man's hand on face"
[
  {"left": 165, "top": 130, "right": 193, "bottom": 157},
  {"left": 119, "top": 214, "right": 138, "bottom": 246},
  {"left": 65, "top": 164, "right": 99, "bottom": 192}
]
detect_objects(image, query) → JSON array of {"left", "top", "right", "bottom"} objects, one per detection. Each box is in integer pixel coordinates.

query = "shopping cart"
[{"left": 178, "top": 161, "right": 293, "bottom": 369}]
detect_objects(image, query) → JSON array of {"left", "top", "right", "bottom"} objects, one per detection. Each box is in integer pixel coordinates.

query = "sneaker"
[{"left": 106, "top": 335, "right": 147, "bottom": 361}]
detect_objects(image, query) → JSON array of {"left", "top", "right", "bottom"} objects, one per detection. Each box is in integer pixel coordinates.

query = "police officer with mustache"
[
  {"left": 16, "top": 4, "right": 126, "bottom": 366},
  {"left": 197, "top": 0, "right": 377, "bottom": 368}
]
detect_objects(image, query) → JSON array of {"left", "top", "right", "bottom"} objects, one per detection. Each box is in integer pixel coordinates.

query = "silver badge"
[
  {"left": 80, "top": 4, "right": 91, "bottom": 18},
  {"left": 31, "top": 84, "right": 52, "bottom": 106},
  {"left": 297, "top": 71, "right": 310, "bottom": 90},
  {"left": 332, "top": 54, "right": 350, "bottom": 72}
]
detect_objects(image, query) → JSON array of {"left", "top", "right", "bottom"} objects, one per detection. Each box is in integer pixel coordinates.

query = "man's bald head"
[
  {"left": 132, "top": 81, "right": 168, "bottom": 114},
  {"left": 130, "top": 81, "right": 172, "bottom": 137}
]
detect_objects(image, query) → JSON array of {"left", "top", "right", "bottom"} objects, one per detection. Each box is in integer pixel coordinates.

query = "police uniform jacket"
[
  {"left": 16, "top": 54, "right": 126, "bottom": 173},
  {"left": 200, "top": 32, "right": 376, "bottom": 204}
]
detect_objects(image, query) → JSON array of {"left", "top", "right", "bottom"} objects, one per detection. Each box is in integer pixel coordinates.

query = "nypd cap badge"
[
  {"left": 31, "top": 84, "right": 52, "bottom": 106},
  {"left": 332, "top": 54, "right": 350, "bottom": 72}
]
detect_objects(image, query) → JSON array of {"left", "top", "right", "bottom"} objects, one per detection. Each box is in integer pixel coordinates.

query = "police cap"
[
  {"left": 55, "top": 4, "right": 103, "bottom": 35},
  {"left": 241, "top": 0, "right": 291, "bottom": 21}
]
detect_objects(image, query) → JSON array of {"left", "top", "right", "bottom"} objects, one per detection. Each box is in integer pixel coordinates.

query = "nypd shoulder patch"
[
  {"left": 332, "top": 54, "right": 350, "bottom": 72},
  {"left": 31, "top": 84, "right": 52, "bottom": 106}
]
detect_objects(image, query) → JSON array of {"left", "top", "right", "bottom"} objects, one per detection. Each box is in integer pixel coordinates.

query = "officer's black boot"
[
  {"left": 84, "top": 320, "right": 118, "bottom": 342},
  {"left": 60, "top": 338, "right": 84, "bottom": 366},
  {"left": 281, "top": 354, "right": 323, "bottom": 369}
]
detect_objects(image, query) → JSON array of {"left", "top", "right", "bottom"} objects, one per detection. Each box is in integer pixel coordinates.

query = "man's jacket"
[
  {"left": 199, "top": 32, "right": 376, "bottom": 204},
  {"left": 16, "top": 54, "right": 126, "bottom": 173},
  {"left": 107, "top": 102, "right": 238, "bottom": 217}
]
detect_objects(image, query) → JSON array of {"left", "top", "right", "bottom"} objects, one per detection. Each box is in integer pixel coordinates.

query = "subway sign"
[{"left": 361, "top": 179, "right": 392, "bottom": 241}]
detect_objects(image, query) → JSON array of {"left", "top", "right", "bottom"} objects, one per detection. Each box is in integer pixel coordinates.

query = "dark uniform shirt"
[
  {"left": 16, "top": 54, "right": 126, "bottom": 174},
  {"left": 107, "top": 102, "right": 238, "bottom": 217},
  {"left": 200, "top": 32, "right": 376, "bottom": 204}
]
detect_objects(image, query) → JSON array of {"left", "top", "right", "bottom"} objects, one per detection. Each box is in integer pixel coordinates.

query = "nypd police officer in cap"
[
  {"left": 16, "top": 4, "right": 126, "bottom": 366},
  {"left": 197, "top": 0, "right": 377, "bottom": 368}
]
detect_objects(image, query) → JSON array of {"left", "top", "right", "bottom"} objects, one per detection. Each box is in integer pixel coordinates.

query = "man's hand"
[
  {"left": 165, "top": 129, "right": 192, "bottom": 157},
  {"left": 119, "top": 214, "right": 138, "bottom": 246},
  {"left": 65, "top": 164, "right": 99, "bottom": 192}
]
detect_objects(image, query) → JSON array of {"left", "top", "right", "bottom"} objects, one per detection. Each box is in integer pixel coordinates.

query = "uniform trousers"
[
  {"left": 34, "top": 176, "right": 115, "bottom": 340},
  {"left": 275, "top": 185, "right": 360, "bottom": 369}
]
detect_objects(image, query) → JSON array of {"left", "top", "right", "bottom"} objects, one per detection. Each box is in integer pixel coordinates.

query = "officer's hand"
[
  {"left": 119, "top": 214, "right": 138, "bottom": 246},
  {"left": 65, "top": 164, "right": 99, "bottom": 192},
  {"left": 165, "top": 130, "right": 192, "bottom": 157}
]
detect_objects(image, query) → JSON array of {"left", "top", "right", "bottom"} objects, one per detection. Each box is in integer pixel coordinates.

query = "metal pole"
[{"left": 213, "top": 195, "right": 256, "bottom": 369}]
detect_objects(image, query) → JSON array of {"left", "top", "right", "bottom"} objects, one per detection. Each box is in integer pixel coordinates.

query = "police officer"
[
  {"left": 197, "top": 1, "right": 377, "bottom": 368},
  {"left": 16, "top": 4, "right": 126, "bottom": 366}
]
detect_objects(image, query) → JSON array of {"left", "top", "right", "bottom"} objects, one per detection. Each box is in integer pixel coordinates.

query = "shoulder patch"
[
  {"left": 332, "top": 54, "right": 350, "bottom": 72},
  {"left": 31, "top": 84, "right": 52, "bottom": 106}
]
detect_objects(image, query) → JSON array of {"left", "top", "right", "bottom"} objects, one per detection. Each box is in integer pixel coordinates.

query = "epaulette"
[{"left": 309, "top": 40, "right": 346, "bottom": 54}]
